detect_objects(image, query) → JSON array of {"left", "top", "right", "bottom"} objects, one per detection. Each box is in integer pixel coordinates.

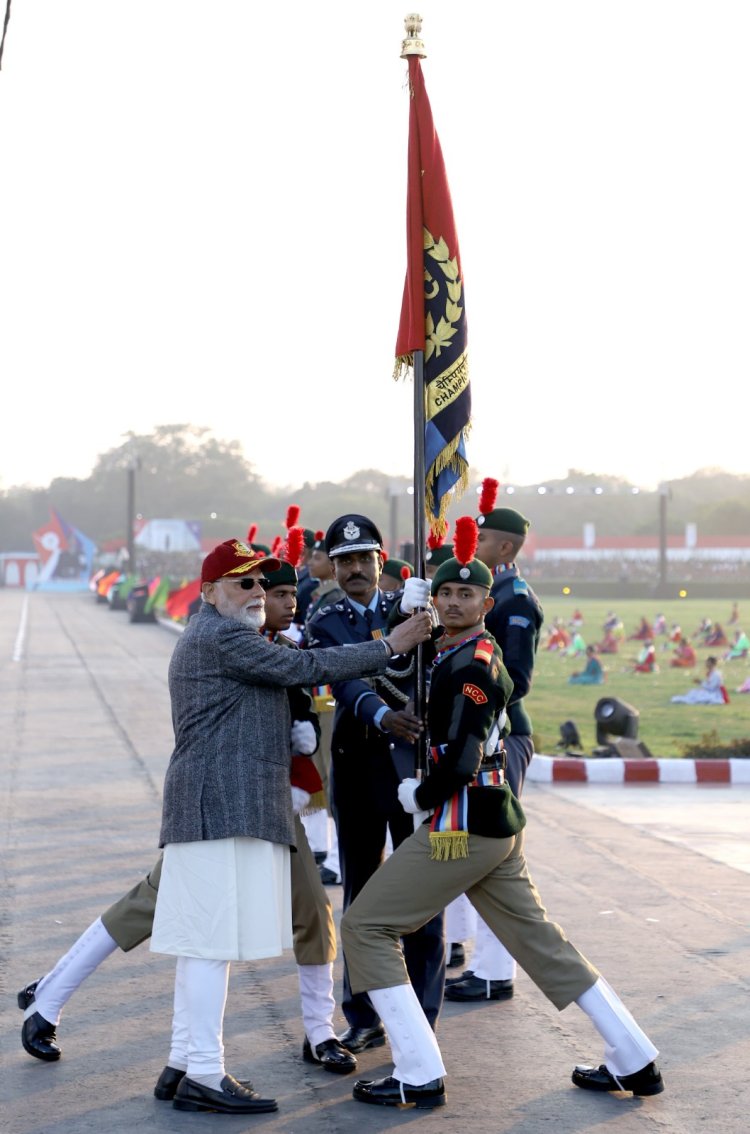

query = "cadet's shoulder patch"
[
  {"left": 508, "top": 615, "right": 531, "bottom": 628},
  {"left": 513, "top": 578, "right": 529, "bottom": 595},
  {"left": 473, "top": 638, "right": 494, "bottom": 665},
  {"left": 463, "top": 682, "right": 488, "bottom": 705}
]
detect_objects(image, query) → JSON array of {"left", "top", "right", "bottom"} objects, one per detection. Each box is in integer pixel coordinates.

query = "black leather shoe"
[
  {"left": 319, "top": 866, "right": 341, "bottom": 885},
  {"left": 17, "top": 979, "right": 41, "bottom": 1011},
  {"left": 443, "top": 975, "right": 514, "bottom": 1002},
  {"left": 21, "top": 1012, "right": 61, "bottom": 1062},
  {"left": 338, "top": 1024, "right": 387, "bottom": 1054},
  {"left": 173, "top": 1074, "right": 278, "bottom": 1114},
  {"left": 447, "top": 943, "right": 465, "bottom": 969},
  {"left": 154, "top": 1067, "right": 187, "bottom": 1100},
  {"left": 353, "top": 1075, "right": 446, "bottom": 1109},
  {"left": 444, "top": 968, "right": 475, "bottom": 987},
  {"left": 155, "top": 1066, "right": 255, "bottom": 1101},
  {"left": 303, "top": 1036, "right": 357, "bottom": 1074},
  {"left": 572, "top": 1061, "right": 664, "bottom": 1097}
]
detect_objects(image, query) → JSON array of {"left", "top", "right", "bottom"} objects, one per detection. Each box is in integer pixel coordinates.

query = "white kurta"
[{"left": 150, "top": 837, "right": 292, "bottom": 961}]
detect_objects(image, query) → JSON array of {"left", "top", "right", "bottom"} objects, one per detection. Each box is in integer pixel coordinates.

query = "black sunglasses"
[{"left": 228, "top": 577, "right": 270, "bottom": 591}]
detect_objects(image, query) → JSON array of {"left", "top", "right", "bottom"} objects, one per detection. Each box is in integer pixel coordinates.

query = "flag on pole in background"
[{"left": 395, "top": 53, "right": 470, "bottom": 539}]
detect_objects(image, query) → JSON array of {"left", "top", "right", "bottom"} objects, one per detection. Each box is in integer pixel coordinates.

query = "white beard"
[{"left": 243, "top": 607, "right": 265, "bottom": 630}]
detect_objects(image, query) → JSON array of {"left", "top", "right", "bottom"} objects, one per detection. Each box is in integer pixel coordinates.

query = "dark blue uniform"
[
  {"left": 307, "top": 591, "right": 445, "bottom": 1030},
  {"left": 483, "top": 565, "right": 544, "bottom": 796}
]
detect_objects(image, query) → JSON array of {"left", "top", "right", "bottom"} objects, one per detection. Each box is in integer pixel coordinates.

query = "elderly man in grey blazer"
[{"left": 149, "top": 538, "right": 431, "bottom": 1116}]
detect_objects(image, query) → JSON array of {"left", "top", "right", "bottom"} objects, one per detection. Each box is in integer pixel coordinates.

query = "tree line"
[{"left": 1, "top": 426, "right": 749, "bottom": 552}]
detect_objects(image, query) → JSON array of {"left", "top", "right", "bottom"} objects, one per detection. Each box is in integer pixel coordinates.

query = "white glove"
[
  {"left": 291, "top": 719, "right": 317, "bottom": 755},
  {"left": 397, "top": 777, "right": 422, "bottom": 814},
  {"left": 290, "top": 786, "right": 311, "bottom": 815},
  {"left": 400, "top": 577, "right": 431, "bottom": 614}
]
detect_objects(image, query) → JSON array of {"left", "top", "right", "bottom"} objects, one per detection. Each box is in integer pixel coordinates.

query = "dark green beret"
[
  {"left": 475, "top": 507, "right": 530, "bottom": 536},
  {"left": 302, "top": 529, "right": 316, "bottom": 549},
  {"left": 250, "top": 542, "right": 271, "bottom": 554},
  {"left": 425, "top": 545, "right": 454, "bottom": 568},
  {"left": 382, "top": 556, "right": 413, "bottom": 582},
  {"left": 431, "top": 556, "right": 493, "bottom": 594},
  {"left": 264, "top": 561, "right": 298, "bottom": 589}
]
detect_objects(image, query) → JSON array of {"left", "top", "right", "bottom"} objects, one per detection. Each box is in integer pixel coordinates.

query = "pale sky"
[{"left": 1, "top": 1, "right": 748, "bottom": 495}]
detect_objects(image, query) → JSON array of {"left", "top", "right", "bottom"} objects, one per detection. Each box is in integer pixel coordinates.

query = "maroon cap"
[{"left": 201, "top": 539, "right": 281, "bottom": 584}]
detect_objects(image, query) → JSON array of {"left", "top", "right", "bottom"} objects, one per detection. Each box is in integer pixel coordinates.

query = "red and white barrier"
[{"left": 529, "top": 754, "right": 750, "bottom": 785}]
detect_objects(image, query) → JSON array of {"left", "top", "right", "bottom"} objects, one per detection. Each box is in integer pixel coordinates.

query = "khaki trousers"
[
  {"left": 102, "top": 816, "right": 336, "bottom": 965},
  {"left": 342, "top": 825, "right": 598, "bottom": 1011}
]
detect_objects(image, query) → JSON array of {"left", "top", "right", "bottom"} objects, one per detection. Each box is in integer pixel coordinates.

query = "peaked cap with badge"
[
  {"left": 325, "top": 514, "right": 384, "bottom": 558},
  {"left": 201, "top": 539, "right": 280, "bottom": 584}
]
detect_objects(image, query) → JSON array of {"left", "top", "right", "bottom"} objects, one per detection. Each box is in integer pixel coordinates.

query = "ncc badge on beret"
[{"left": 463, "top": 682, "right": 488, "bottom": 705}]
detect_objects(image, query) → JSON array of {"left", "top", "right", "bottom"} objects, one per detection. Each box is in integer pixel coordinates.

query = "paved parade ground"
[{"left": 2, "top": 589, "right": 749, "bottom": 1134}]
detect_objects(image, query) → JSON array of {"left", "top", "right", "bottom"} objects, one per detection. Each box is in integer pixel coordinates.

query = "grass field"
[{"left": 526, "top": 596, "right": 750, "bottom": 758}]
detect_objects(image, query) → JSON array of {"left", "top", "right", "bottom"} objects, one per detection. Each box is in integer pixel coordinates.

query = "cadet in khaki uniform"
[{"left": 341, "top": 522, "right": 664, "bottom": 1110}]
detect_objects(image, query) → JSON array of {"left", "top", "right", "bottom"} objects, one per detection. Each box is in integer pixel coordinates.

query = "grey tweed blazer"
[{"left": 159, "top": 602, "right": 389, "bottom": 848}]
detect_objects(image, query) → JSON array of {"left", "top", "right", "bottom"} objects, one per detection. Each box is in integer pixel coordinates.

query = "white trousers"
[
  {"left": 576, "top": 977, "right": 659, "bottom": 1078},
  {"left": 28, "top": 918, "right": 118, "bottom": 1026},
  {"left": 170, "top": 956, "right": 229, "bottom": 1077}
]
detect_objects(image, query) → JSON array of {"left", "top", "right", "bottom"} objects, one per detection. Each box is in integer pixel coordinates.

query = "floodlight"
[{"left": 593, "top": 697, "right": 653, "bottom": 759}]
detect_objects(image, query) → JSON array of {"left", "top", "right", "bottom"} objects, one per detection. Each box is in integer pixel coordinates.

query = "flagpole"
[
  {"left": 401, "top": 15, "right": 429, "bottom": 774},
  {"left": 412, "top": 348, "right": 428, "bottom": 773}
]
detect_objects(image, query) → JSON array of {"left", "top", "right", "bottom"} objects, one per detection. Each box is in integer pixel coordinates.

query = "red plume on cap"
[
  {"left": 478, "top": 478, "right": 500, "bottom": 515},
  {"left": 453, "top": 516, "right": 479, "bottom": 566},
  {"left": 285, "top": 526, "right": 305, "bottom": 568},
  {"left": 400, "top": 565, "right": 412, "bottom": 581},
  {"left": 427, "top": 522, "right": 449, "bottom": 551},
  {"left": 247, "top": 523, "right": 258, "bottom": 544},
  {"left": 285, "top": 505, "right": 301, "bottom": 530},
  {"left": 381, "top": 550, "right": 389, "bottom": 562},
  {"left": 314, "top": 529, "right": 324, "bottom": 541},
  {"left": 270, "top": 535, "right": 283, "bottom": 557}
]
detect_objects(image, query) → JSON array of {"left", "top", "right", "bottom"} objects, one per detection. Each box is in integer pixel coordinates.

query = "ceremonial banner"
[{"left": 395, "top": 53, "right": 470, "bottom": 538}]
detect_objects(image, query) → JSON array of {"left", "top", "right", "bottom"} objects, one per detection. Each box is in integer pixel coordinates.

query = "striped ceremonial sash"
[{"left": 428, "top": 744, "right": 505, "bottom": 860}]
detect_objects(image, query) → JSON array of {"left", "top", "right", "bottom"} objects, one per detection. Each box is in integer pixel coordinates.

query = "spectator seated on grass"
[
  {"left": 544, "top": 621, "right": 571, "bottom": 652},
  {"left": 724, "top": 630, "right": 750, "bottom": 661},
  {"left": 736, "top": 675, "right": 750, "bottom": 694},
  {"left": 633, "top": 641, "right": 657, "bottom": 674},
  {"left": 671, "top": 656, "right": 727, "bottom": 704},
  {"left": 670, "top": 637, "right": 697, "bottom": 669},
  {"left": 566, "top": 630, "right": 587, "bottom": 659},
  {"left": 569, "top": 646, "right": 605, "bottom": 685},
  {"left": 653, "top": 613, "right": 667, "bottom": 635},
  {"left": 693, "top": 617, "right": 713, "bottom": 642},
  {"left": 704, "top": 622, "right": 729, "bottom": 648},
  {"left": 596, "top": 630, "right": 619, "bottom": 655},
  {"left": 628, "top": 616, "right": 652, "bottom": 641}
]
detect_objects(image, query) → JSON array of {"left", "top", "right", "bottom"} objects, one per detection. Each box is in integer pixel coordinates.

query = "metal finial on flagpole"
[{"left": 401, "top": 13, "right": 427, "bottom": 58}]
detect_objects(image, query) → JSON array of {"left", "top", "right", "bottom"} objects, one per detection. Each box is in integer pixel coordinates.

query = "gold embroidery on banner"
[
  {"left": 426, "top": 351, "right": 469, "bottom": 420},
  {"left": 424, "top": 229, "right": 463, "bottom": 363},
  {"left": 393, "top": 226, "right": 465, "bottom": 381}
]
